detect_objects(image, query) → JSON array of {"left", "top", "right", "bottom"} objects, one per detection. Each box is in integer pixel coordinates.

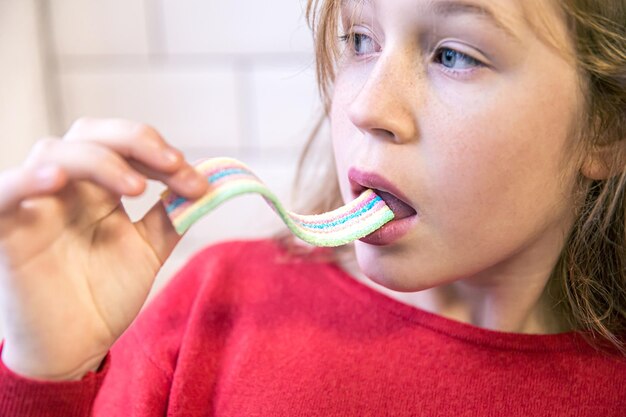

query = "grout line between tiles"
[{"left": 35, "top": 0, "right": 65, "bottom": 135}]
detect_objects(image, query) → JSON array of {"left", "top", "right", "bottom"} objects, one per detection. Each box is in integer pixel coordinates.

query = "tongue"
[{"left": 376, "top": 190, "right": 417, "bottom": 220}]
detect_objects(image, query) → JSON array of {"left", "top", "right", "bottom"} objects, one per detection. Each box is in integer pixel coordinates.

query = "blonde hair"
[{"left": 277, "top": 0, "right": 626, "bottom": 353}]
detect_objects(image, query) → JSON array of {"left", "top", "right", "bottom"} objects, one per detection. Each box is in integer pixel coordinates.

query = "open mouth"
[
  {"left": 348, "top": 167, "right": 419, "bottom": 245},
  {"left": 348, "top": 168, "right": 418, "bottom": 221},
  {"left": 374, "top": 190, "right": 417, "bottom": 220}
]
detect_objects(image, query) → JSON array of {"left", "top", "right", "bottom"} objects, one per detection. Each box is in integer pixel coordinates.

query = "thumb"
[{"left": 135, "top": 200, "right": 183, "bottom": 264}]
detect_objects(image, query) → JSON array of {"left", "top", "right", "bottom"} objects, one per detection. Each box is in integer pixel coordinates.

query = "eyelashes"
[
  {"left": 338, "top": 32, "right": 486, "bottom": 75},
  {"left": 433, "top": 47, "right": 484, "bottom": 71},
  {"left": 339, "top": 32, "right": 379, "bottom": 56}
]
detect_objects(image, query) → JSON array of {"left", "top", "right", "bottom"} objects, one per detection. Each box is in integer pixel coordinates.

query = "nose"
[{"left": 347, "top": 52, "right": 419, "bottom": 144}]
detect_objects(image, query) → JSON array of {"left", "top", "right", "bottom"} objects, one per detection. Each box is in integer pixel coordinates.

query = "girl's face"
[{"left": 331, "top": 0, "right": 585, "bottom": 291}]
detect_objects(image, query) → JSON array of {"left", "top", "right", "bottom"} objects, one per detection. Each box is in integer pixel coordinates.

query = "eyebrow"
[
  {"left": 341, "top": 0, "right": 520, "bottom": 41},
  {"left": 430, "top": 1, "right": 519, "bottom": 40}
]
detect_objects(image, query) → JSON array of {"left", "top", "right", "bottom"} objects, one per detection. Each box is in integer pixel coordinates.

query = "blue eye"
[
  {"left": 435, "top": 47, "right": 482, "bottom": 70},
  {"left": 339, "top": 32, "right": 379, "bottom": 56}
]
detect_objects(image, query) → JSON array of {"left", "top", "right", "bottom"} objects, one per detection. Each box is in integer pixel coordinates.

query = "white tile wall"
[
  {"left": 250, "top": 62, "right": 320, "bottom": 150},
  {"left": 0, "top": 0, "right": 50, "bottom": 169},
  {"left": 160, "top": 0, "right": 312, "bottom": 54},
  {"left": 0, "top": 0, "right": 323, "bottom": 336},
  {"left": 58, "top": 68, "right": 241, "bottom": 150},
  {"left": 48, "top": 0, "right": 150, "bottom": 55}
]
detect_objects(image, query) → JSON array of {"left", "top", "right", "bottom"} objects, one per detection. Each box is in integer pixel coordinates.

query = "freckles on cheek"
[
  {"left": 432, "top": 150, "right": 500, "bottom": 210},
  {"left": 430, "top": 132, "right": 560, "bottom": 250},
  {"left": 330, "top": 108, "right": 352, "bottom": 159},
  {"left": 329, "top": 95, "right": 359, "bottom": 199},
  {"left": 424, "top": 126, "right": 529, "bottom": 226},
  {"left": 330, "top": 81, "right": 363, "bottom": 160}
]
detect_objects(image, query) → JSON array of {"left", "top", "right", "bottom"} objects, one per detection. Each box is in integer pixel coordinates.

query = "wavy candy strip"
[{"left": 160, "top": 157, "right": 395, "bottom": 247}]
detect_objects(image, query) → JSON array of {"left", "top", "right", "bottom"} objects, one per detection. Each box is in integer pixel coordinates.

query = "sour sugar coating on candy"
[{"left": 160, "top": 157, "right": 395, "bottom": 247}]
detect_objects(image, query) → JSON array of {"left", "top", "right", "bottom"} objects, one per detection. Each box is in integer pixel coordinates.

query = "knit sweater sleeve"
[
  {"left": 0, "top": 241, "right": 236, "bottom": 417},
  {"left": 0, "top": 346, "right": 110, "bottom": 417}
]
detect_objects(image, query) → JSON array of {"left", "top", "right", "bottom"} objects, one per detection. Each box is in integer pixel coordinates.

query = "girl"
[{"left": 1, "top": 0, "right": 625, "bottom": 415}]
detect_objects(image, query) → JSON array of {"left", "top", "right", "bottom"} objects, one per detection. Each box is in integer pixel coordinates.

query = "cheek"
[
  {"left": 423, "top": 79, "right": 579, "bottom": 258},
  {"left": 431, "top": 123, "right": 554, "bottom": 221},
  {"left": 330, "top": 73, "right": 364, "bottom": 200},
  {"left": 329, "top": 115, "right": 350, "bottom": 201},
  {"left": 427, "top": 42, "right": 581, "bottom": 220}
]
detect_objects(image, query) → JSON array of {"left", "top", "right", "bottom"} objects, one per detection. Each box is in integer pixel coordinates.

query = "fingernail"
[
  {"left": 191, "top": 174, "right": 208, "bottom": 191},
  {"left": 125, "top": 173, "right": 143, "bottom": 189},
  {"left": 182, "top": 169, "right": 206, "bottom": 191},
  {"left": 162, "top": 148, "right": 180, "bottom": 165},
  {"left": 35, "top": 166, "right": 58, "bottom": 187}
]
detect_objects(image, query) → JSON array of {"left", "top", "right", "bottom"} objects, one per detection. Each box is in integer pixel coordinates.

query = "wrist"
[{"left": 0, "top": 341, "right": 106, "bottom": 381}]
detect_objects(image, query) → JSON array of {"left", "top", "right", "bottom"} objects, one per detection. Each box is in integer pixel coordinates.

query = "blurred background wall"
[{"left": 0, "top": 0, "right": 321, "bottom": 301}]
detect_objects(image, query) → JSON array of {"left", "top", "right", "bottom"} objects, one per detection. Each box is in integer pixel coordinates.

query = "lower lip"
[{"left": 358, "top": 214, "right": 418, "bottom": 246}]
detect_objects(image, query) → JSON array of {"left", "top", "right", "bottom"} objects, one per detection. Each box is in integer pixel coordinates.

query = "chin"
[{"left": 354, "top": 244, "right": 428, "bottom": 292}]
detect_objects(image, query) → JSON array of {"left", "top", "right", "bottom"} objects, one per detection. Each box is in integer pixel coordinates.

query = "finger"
[
  {"left": 64, "top": 118, "right": 186, "bottom": 174},
  {"left": 134, "top": 200, "right": 182, "bottom": 265},
  {"left": 128, "top": 160, "right": 208, "bottom": 200},
  {"left": 0, "top": 165, "right": 68, "bottom": 214},
  {"left": 63, "top": 118, "right": 209, "bottom": 197},
  {"left": 23, "top": 138, "right": 147, "bottom": 197},
  {"left": 25, "top": 138, "right": 208, "bottom": 201}
]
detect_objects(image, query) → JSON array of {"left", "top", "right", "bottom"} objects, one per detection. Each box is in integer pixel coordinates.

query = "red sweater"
[{"left": 1, "top": 239, "right": 625, "bottom": 416}]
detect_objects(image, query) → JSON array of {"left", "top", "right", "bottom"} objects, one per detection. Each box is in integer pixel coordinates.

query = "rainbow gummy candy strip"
[{"left": 160, "top": 157, "right": 395, "bottom": 247}]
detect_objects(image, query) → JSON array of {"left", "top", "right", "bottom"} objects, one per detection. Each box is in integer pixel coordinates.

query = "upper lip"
[{"left": 348, "top": 167, "right": 415, "bottom": 209}]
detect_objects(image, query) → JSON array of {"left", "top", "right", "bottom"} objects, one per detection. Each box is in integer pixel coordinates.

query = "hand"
[{"left": 0, "top": 118, "right": 209, "bottom": 380}]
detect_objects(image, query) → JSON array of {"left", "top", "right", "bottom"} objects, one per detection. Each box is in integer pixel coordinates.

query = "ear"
[
  {"left": 581, "top": 152, "right": 611, "bottom": 180},
  {"left": 581, "top": 142, "right": 625, "bottom": 180}
]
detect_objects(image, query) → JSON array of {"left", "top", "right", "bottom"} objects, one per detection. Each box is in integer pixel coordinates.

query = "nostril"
[{"left": 372, "top": 127, "right": 395, "bottom": 140}]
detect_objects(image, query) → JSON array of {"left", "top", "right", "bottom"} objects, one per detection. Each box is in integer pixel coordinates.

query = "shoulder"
[
  {"left": 181, "top": 238, "right": 334, "bottom": 297},
  {"left": 562, "top": 345, "right": 626, "bottom": 408},
  {"left": 183, "top": 238, "right": 320, "bottom": 280},
  {"left": 122, "top": 239, "right": 291, "bottom": 330},
  {"left": 187, "top": 238, "right": 290, "bottom": 268},
  {"left": 129, "top": 238, "right": 338, "bottom": 351},
  {"left": 158, "top": 238, "right": 334, "bottom": 309},
  {"left": 111, "top": 239, "right": 320, "bottom": 369}
]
